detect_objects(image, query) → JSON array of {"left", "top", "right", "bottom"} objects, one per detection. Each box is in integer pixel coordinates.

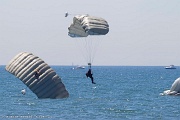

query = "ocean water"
[{"left": 0, "top": 66, "right": 180, "bottom": 120}]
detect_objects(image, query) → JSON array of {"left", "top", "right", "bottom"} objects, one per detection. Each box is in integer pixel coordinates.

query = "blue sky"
[{"left": 1, "top": 0, "right": 180, "bottom": 66}]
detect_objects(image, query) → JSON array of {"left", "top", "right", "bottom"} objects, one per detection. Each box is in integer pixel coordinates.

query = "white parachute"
[
  {"left": 67, "top": 14, "right": 109, "bottom": 66},
  {"left": 161, "top": 77, "right": 180, "bottom": 95},
  {"left": 68, "top": 14, "right": 109, "bottom": 37},
  {"left": 6, "top": 52, "right": 69, "bottom": 99}
]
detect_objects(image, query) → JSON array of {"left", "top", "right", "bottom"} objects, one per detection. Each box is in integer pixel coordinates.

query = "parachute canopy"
[
  {"left": 6, "top": 52, "right": 69, "bottom": 99},
  {"left": 162, "top": 77, "right": 180, "bottom": 95},
  {"left": 68, "top": 15, "right": 109, "bottom": 37},
  {"left": 170, "top": 77, "right": 180, "bottom": 93}
]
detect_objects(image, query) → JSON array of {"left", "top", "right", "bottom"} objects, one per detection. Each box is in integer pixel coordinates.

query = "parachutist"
[
  {"left": 34, "top": 69, "right": 40, "bottom": 79},
  {"left": 68, "top": 15, "right": 109, "bottom": 84},
  {"left": 65, "top": 12, "right": 68, "bottom": 17},
  {"left": 86, "top": 68, "right": 96, "bottom": 84}
]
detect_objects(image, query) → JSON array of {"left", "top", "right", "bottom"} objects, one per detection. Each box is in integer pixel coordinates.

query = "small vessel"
[
  {"left": 72, "top": 65, "right": 85, "bottom": 70},
  {"left": 165, "top": 65, "right": 176, "bottom": 69}
]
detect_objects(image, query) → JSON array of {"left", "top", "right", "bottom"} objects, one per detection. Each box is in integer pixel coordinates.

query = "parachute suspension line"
[
  {"left": 75, "top": 37, "right": 95, "bottom": 66},
  {"left": 88, "top": 37, "right": 93, "bottom": 64},
  {"left": 73, "top": 37, "right": 93, "bottom": 66},
  {"left": 84, "top": 36, "right": 103, "bottom": 65},
  {"left": 74, "top": 38, "right": 88, "bottom": 64},
  {"left": 89, "top": 37, "right": 94, "bottom": 64},
  {"left": 76, "top": 36, "right": 100, "bottom": 66},
  {"left": 84, "top": 37, "right": 94, "bottom": 66},
  {"left": 90, "top": 36, "right": 103, "bottom": 64},
  {"left": 83, "top": 37, "right": 91, "bottom": 64},
  {"left": 84, "top": 37, "right": 91, "bottom": 65}
]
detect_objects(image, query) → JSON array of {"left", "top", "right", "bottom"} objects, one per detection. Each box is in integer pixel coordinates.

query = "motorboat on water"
[
  {"left": 72, "top": 65, "right": 85, "bottom": 70},
  {"left": 165, "top": 65, "right": 176, "bottom": 69}
]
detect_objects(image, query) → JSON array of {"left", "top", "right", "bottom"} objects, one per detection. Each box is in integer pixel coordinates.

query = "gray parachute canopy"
[
  {"left": 170, "top": 77, "right": 180, "bottom": 93},
  {"left": 5, "top": 52, "right": 69, "bottom": 99},
  {"left": 162, "top": 77, "right": 180, "bottom": 95},
  {"left": 68, "top": 15, "right": 109, "bottom": 37}
]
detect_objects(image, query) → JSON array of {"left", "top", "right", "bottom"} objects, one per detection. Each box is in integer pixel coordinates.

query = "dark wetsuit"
[
  {"left": 35, "top": 70, "right": 40, "bottom": 79},
  {"left": 86, "top": 69, "right": 95, "bottom": 84}
]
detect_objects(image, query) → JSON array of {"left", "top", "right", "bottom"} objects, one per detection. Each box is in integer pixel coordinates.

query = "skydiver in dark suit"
[
  {"left": 34, "top": 69, "right": 40, "bottom": 79},
  {"left": 86, "top": 68, "right": 96, "bottom": 84}
]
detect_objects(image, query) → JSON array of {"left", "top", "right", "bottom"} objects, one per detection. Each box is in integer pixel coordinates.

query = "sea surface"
[{"left": 0, "top": 66, "right": 180, "bottom": 120}]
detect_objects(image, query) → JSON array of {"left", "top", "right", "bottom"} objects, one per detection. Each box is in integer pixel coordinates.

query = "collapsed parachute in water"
[
  {"left": 68, "top": 14, "right": 109, "bottom": 37},
  {"left": 6, "top": 52, "right": 69, "bottom": 99},
  {"left": 161, "top": 77, "right": 180, "bottom": 96}
]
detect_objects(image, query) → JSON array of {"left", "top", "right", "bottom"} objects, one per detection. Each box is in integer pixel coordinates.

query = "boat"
[
  {"left": 165, "top": 65, "right": 176, "bottom": 69},
  {"left": 72, "top": 65, "right": 85, "bottom": 70}
]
